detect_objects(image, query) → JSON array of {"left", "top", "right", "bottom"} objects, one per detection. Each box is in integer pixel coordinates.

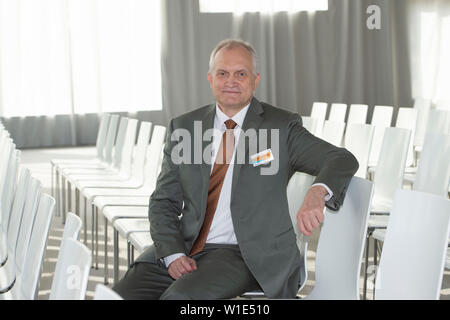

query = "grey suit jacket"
[{"left": 136, "top": 97, "right": 359, "bottom": 298}]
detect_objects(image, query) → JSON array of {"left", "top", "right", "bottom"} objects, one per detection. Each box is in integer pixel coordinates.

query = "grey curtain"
[
  {"left": 161, "top": 0, "right": 412, "bottom": 124},
  {"left": 3, "top": 0, "right": 414, "bottom": 148}
]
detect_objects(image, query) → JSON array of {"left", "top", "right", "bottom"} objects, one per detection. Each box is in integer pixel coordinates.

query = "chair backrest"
[
  {"left": 49, "top": 212, "right": 82, "bottom": 299},
  {"left": 18, "top": 193, "right": 55, "bottom": 299},
  {"left": 310, "top": 102, "right": 327, "bottom": 137},
  {"left": 305, "top": 177, "right": 374, "bottom": 300},
  {"left": 328, "top": 103, "right": 347, "bottom": 122},
  {"left": 94, "top": 284, "right": 123, "bottom": 300},
  {"left": 103, "top": 115, "right": 120, "bottom": 164},
  {"left": 425, "top": 109, "right": 450, "bottom": 135},
  {"left": 95, "top": 114, "right": 111, "bottom": 160},
  {"left": 117, "top": 118, "right": 138, "bottom": 176},
  {"left": 0, "top": 167, "right": 31, "bottom": 264},
  {"left": 375, "top": 190, "right": 450, "bottom": 299},
  {"left": 14, "top": 177, "right": 41, "bottom": 276},
  {"left": 347, "top": 104, "right": 368, "bottom": 124},
  {"left": 49, "top": 238, "right": 91, "bottom": 300},
  {"left": 373, "top": 127, "right": 411, "bottom": 206},
  {"left": 322, "top": 121, "right": 346, "bottom": 147},
  {"left": 369, "top": 105, "right": 393, "bottom": 166},
  {"left": 111, "top": 117, "right": 129, "bottom": 170},
  {"left": 1, "top": 149, "right": 20, "bottom": 232},
  {"left": 0, "top": 138, "right": 13, "bottom": 194},
  {"left": 301, "top": 116, "right": 318, "bottom": 136},
  {"left": 344, "top": 123, "right": 375, "bottom": 178},
  {"left": 413, "top": 134, "right": 450, "bottom": 196},
  {"left": 144, "top": 125, "right": 167, "bottom": 190},
  {"left": 395, "top": 107, "right": 418, "bottom": 168},
  {"left": 286, "top": 172, "right": 315, "bottom": 291},
  {"left": 412, "top": 98, "right": 431, "bottom": 148},
  {"left": 131, "top": 121, "right": 152, "bottom": 178}
]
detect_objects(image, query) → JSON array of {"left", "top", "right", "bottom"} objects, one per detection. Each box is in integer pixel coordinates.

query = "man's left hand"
[{"left": 296, "top": 185, "right": 327, "bottom": 236}]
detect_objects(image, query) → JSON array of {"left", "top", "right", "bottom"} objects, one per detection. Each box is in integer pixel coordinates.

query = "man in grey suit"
[{"left": 113, "top": 39, "right": 358, "bottom": 299}]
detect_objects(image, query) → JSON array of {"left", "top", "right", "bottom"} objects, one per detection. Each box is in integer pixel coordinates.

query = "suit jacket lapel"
[
  {"left": 231, "top": 97, "right": 264, "bottom": 200},
  {"left": 199, "top": 104, "right": 216, "bottom": 217}
]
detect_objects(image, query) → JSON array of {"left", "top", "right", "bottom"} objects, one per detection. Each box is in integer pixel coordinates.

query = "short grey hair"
[{"left": 208, "top": 39, "right": 258, "bottom": 75}]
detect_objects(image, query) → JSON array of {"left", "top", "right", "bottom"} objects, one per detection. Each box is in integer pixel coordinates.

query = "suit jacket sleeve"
[
  {"left": 148, "top": 119, "right": 186, "bottom": 260},
  {"left": 286, "top": 113, "right": 359, "bottom": 210}
]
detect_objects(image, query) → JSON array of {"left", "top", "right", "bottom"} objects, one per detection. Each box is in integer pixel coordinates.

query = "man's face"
[{"left": 208, "top": 46, "right": 260, "bottom": 112}]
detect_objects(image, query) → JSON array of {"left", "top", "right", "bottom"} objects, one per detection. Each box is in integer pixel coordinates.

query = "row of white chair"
[
  {"left": 0, "top": 123, "right": 55, "bottom": 299},
  {"left": 1, "top": 119, "right": 122, "bottom": 300},
  {"left": 52, "top": 114, "right": 166, "bottom": 285}
]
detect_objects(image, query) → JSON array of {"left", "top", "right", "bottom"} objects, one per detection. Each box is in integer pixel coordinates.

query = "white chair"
[
  {"left": 49, "top": 238, "right": 91, "bottom": 300},
  {"left": 0, "top": 175, "right": 40, "bottom": 296},
  {"left": 55, "top": 115, "right": 119, "bottom": 218},
  {"left": 407, "top": 134, "right": 450, "bottom": 196},
  {"left": 51, "top": 113, "right": 111, "bottom": 196},
  {"left": 412, "top": 98, "right": 431, "bottom": 153},
  {"left": 49, "top": 212, "right": 83, "bottom": 299},
  {"left": 328, "top": 103, "right": 347, "bottom": 123},
  {"left": 2, "top": 193, "right": 55, "bottom": 299},
  {"left": 363, "top": 127, "right": 411, "bottom": 298},
  {"left": 370, "top": 127, "right": 410, "bottom": 214},
  {"left": 113, "top": 218, "right": 150, "bottom": 267},
  {"left": 310, "top": 102, "right": 328, "bottom": 138},
  {"left": 425, "top": 109, "right": 450, "bottom": 135},
  {"left": 0, "top": 167, "right": 31, "bottom": 267},
  {"left": 374, "top": 190, "right": 450, "bottom": 300},
  {"left": 436, "top": 100, "right": 450, "bottom": 110},
  {"left": 372, "top": 133, "right": 450, "bottom": 267},
  {"left": 301, "top": 116, "right": 318, "bottom": 136},
  {"left": 304, "top": 177, "right": 374, "bottom": 300},
  {"left": 347, "top": 104, "right": 368, "bottom": 124},
  {"left": 344, "top": 123, "right": 375, "bottom": 178},
  {"left": 368, "top": 105, "right": 393, "bottom": 167},
  {"left": 94, "top": 284, "right": 123, "bottom": 300},
  {"left": 322, "top": 120, "right": 346, "bottom": 147},
  {"left": 395, "top": 107, "right": 418, "bottom": 169}
]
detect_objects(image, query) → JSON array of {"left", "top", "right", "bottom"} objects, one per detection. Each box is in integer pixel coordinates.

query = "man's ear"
[
  {"left": 254, "top": 73, "right": 261, "bottom": 90},
  {"left": 207, "top": 73, "right": 213, "bottom": 88}
]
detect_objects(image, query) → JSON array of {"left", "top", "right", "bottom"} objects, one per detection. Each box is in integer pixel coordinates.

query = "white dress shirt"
[{"left": 163, "top": 103, "right": 332, "bottom": 267}]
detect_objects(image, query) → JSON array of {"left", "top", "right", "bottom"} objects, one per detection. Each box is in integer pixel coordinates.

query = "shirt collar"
[{"left": 215, "top": 102, "right": 250, "bottom": 129}]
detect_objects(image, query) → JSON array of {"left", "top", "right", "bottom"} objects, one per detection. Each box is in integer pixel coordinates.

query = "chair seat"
[
  {"left": 129, "top": 231, "right": 153, "bottom": 254},
  {"left": 103, "top": 206, "right": 149, "bottom": 223},
  {"left": 76, "top": 175, "right": 139, "bottom": 190},
  {"left": 83, "top": 185, "right": 154, "bottom": 201},
  {"left": 113, "top": 218, "right": 150, "bottom": 239},
  {"left": 57, "top": 162, "right": 109, "bottom": 171},
  {"left": 368, "top": 215, "right": 389, "bottom": 229},
  {"left": 61, "top": 166, "right": 115, "bottom": 175},
  {"left": 94, "top": 196, "right": 149, "bottom": 210},
  {"left": 81, "top": 180, "right": 146, "bottom": 198},
  {"left": 370, "top": 196, "right": 392, "bottom": 214},
  {"left": 372, "top": 229, "right": 387, "bottom": 242},
  {"left": 66, "top": 171, "right": 126, "bottom": 184}
]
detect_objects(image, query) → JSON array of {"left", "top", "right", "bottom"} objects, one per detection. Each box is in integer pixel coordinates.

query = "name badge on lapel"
[{"left": 251, "top": 149, "right": 274, "bottom": 167}]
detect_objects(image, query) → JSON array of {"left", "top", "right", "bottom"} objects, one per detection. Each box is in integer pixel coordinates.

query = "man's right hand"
[{"left": 168, "top": 256, "right": 197, "bottom": 280}]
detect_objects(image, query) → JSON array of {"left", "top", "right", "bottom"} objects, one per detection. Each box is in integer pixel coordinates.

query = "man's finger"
[
  {"left": 181, "top": 258, "right": 194, "bottom": 272},
  {"left": 298, "top": 213, "right": 311, "bottom": 236}
]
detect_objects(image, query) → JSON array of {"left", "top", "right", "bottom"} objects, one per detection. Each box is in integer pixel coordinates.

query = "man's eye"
[{"left": 239, "top": 72, "right": 246, "bottom": 77}]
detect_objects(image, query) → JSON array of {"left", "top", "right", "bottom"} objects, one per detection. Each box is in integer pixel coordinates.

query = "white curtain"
[
  {"left": 0, "top": 0, "right": 162, "bottom": 118},
  {"left": 407, "top": 0, "right": 450, "bottom": 108}
]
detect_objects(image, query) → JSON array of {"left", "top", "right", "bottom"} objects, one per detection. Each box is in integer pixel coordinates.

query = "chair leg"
[
  {"left": 127, "top": 241, "right": 131, "bottom": 268},
  {"left": 62, "top": 176, "right": 66, "bottom": 224},
  {"left": 75, "top": 188, "right": 80, "bottom": 217},
  {"left": 104, "top": 217, "right": 109, "bottom": 285},
  {"left": 55, "top": 169, "right": 61, "bottom": 217},
  {"left": 363, "top": 230, "right": 372, "bottom": 300},
  {"left": 131, "top": 245, "right": 135, "bottom": 265},
  {"left": 51, "top": 163, "right": 54, "bottom": 198},
  {"left": 114, "top": 228, "right": 119, "bottom": 285},
  {"left": 83, "top": 197, "right": 88, "bottom": 245},
  {"left": 95, "top": 207, "right": 99, "bottom": 270},
  {"left": 91, "top": 203, "right": 96, "bottom": 265},
  {"left": 373, "top": 238, "right": 378, "bottom": 299}
]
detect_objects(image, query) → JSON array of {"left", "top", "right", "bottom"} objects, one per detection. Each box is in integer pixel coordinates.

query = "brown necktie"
[{"left": 189, "top": 119, "right": 237, "bottom": 256}]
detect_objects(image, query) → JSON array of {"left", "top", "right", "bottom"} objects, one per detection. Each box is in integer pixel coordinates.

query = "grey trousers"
[{"left": 113, "top": 244, "right": 262, "bottom": 300}]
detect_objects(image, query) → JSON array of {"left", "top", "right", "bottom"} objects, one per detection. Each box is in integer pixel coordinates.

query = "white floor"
[{"left": 18, "top": 146, "right": 450, "bottom": 300}]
